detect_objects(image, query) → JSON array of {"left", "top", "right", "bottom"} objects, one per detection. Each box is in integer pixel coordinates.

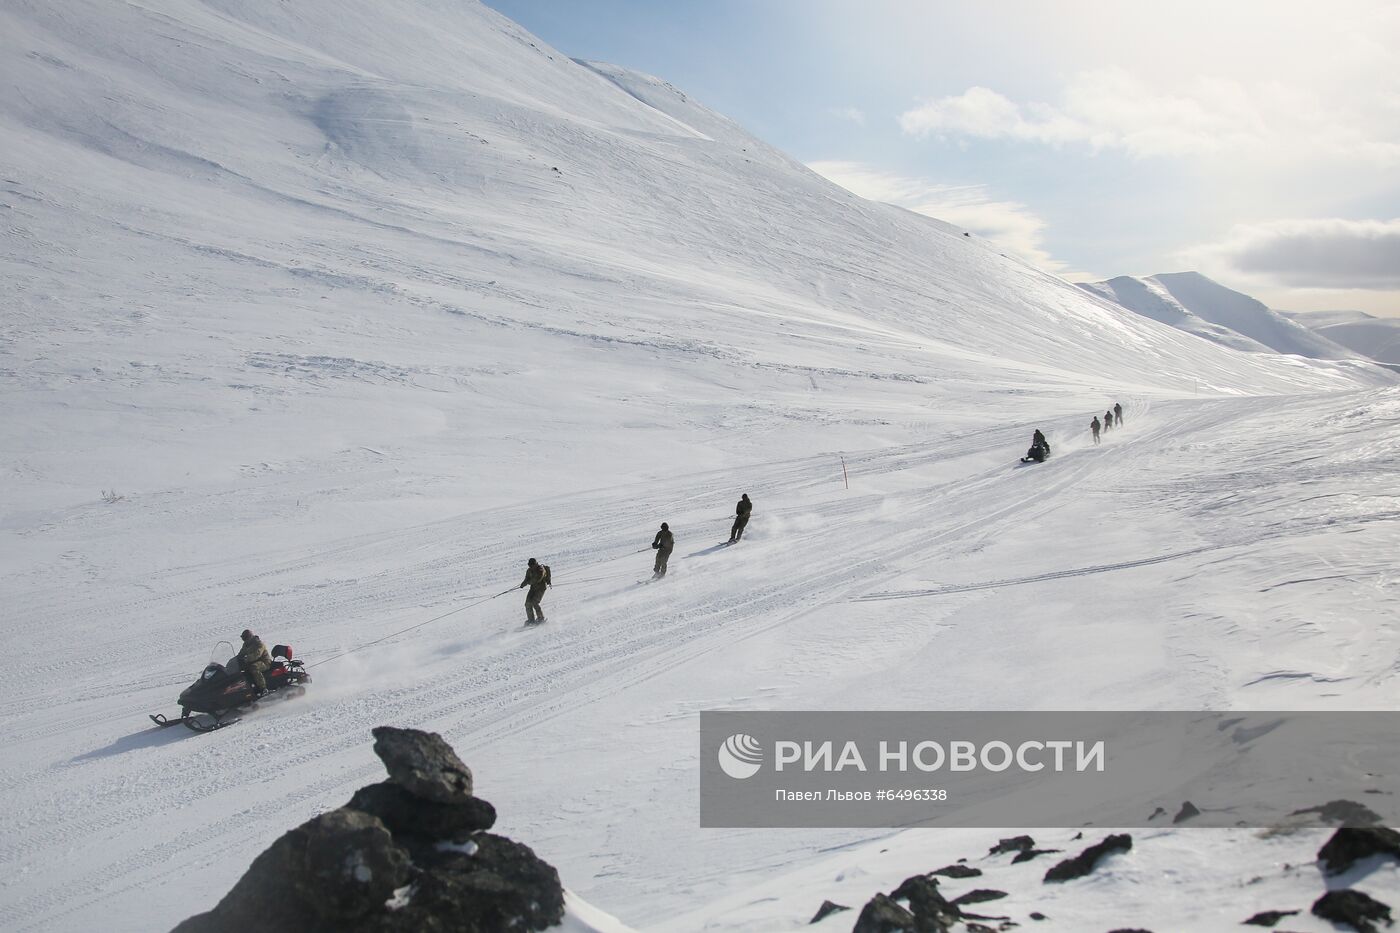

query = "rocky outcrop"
[
  {"left": 851, "top": 893, "right": 918, "bottom": 933},
  {"left": 812, "top": 896, "right": 851, "bottom": 918},
  {"left": 847, "top": 872, "right": 1017, "bottom": 933},
  {"left": 1172, "top": 801, "right": 1200, "bottom": 824},
  {"left": 950, "top": 889, "right": 1006, "bottom": 906},
  {"left": 1292, "top": 799, "right": 1382, "bottom": 827},
  {"left": 988, "top": 835, "right": 1035, "bottom": 856},
  {"left": 1011, "top": 848, "right": 1060, "bottom": 864},
  {"left": 371, "top": 725, "right": 474, "bottom": 803},
  {"left": 810, "top": 899, "right": 850, "bottom": 924},
  {"left": 1043, "top": 834, "right": 1133, "bottom": 883},
  {"left": 1243, "top": 909, "right": 1299, "bottom": 927},
  {"left": 1319, "top": 827, "right": 1400, "bottom": 876},
  {"left": 1311, "top": 889, "right": 1393, "bottom": 933},
  {"left": 172, "top": 727, "right": 564, "bottom": 933}
]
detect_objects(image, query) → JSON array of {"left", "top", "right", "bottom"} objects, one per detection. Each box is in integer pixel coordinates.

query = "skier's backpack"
[{"left": 541, "top": 564, "right": 552, "bottom": 586}]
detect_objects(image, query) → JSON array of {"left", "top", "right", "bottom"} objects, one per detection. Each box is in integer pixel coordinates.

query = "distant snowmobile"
[
  {"left": 1021, "top": 431, "right": 1051, "bottom": 464},
  {"left": 150, "top": 641, "right": 310, "bottom": 732}
]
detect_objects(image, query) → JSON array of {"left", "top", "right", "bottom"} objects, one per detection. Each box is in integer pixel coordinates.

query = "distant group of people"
[
  {"left": 1091, "top": 402, "right": 1124, "bottom": 444},
  {"left": 516, "top": 493, "right": 754, "bottom": 624},
  {"left": 1025, "top": 402, "right": 1125, "bottom": 462}
]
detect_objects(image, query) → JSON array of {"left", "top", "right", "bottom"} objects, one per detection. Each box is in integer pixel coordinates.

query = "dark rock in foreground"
[
  {"left": 1319, "top": 827, "right": 1400, "bottom": 876},
  {"left": 1044, "top": 834, "right": 1133, "bottom": 883},
  {"left": 173, "top": 809, "right": 411, "bottom": 933},
  {"left": 173, "top": 727, "right": 563, "bottom": 933},
  {"left": 1292, "top": 799, "right": 1382, "bottom": 827},
  {"left": 889, "top": 873, "right": 962, "bottom": 926},
  {"left": 988, "top": 835, "right": 1036, "bottom": 856},
  {"left": 349, "top": 781, "right": 497, "bottom": 842},
  {"left": 1012, "top": 848, "right": 1060, "bottom": 864},
  {"left": 371, "top": 725, "right": 474, "bottom": 803},
  {"left": 1311, "top": 889, "right": 1392, "bottom": 933},
  {"left": 382, "top": 833, "right": 564, "bottom": 933},
  {"left": 851, "top": 873, "right": 971, "bottom": 932},
  {"left": 810, "top": 899, "right": 849, "bottom": 923},
  {"left": 950, "top": 888, "right": 1006, "bottom": 906},
  {"left": 1242, "top": 908, "right": 1299, "bottom": 927},
  {"left": 851, "top": 893, "right": 918, "bottom": 933},
  {"left": 1173, "top": 801, "right": 1200, "bottom": 824}
]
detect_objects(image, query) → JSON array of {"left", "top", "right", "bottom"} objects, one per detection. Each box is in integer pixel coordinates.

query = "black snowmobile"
[
  {"left": 150, "top": 641, "right": 310, "bottom": 732},
  {"left": 1021, "top": 436, "right": 1051, "bottom": 463}
]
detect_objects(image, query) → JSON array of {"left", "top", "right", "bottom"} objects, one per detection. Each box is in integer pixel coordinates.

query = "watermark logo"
[
  {"left": 701, "top": 711, "right": 1400, "bottom": 828},
  {"left": 718, "top": 733, "right": 763, "bottom": 779}
]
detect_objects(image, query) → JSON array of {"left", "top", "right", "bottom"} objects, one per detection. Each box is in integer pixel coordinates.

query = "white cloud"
[
  {"left": 899, "top": 68, "right": 1400, "bottom": 163},
  {"left": 1185, "top": 218, "right": 1400, "bottom": 289},
  {"left": 828, "top": 106, "right": 865, "bottom": 125},
  {"left": 807, "top": 160, "right": 1073, "bottom": 273}
]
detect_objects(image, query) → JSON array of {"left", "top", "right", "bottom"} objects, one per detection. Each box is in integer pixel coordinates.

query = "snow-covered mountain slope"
[
  {"left": 2, "top": 0, "right": 1391, "bottom": 522},
  {"left": 1286, "top": 311, "right": 1400, "bottom": 367},
  {"left": 1284, "top": 309, "right": 1380, "bottom": 329},
  {"left": 1077, "top": 275, "right": 1275, "bottom": 353},
  {"left": 3, "top": 1, "right": 1400, "bottom": 931},
  {"left": 1080, "top": 272, "right": 1363, "bottom": 361}
]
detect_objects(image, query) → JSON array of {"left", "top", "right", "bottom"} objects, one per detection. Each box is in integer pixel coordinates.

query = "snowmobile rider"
[
  {"left": 238, "top": 629, "right": 272, "bottom": 696},
  {"left": 729, "top": 494, "right": 752, "bottom": 543},
  {"left": 519, "top": 557, "right": 551, "bottom": 625},
  {"left": 652, "top": 522, "right": 674, "bottom": 578},
  {"left": 1032, "top": 429, "right": 1049, "bottom": 456}
]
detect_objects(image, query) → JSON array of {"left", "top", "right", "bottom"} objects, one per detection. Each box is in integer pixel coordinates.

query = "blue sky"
[{"left": 486, "top": 0, "right": 1400, "bottom": 315}]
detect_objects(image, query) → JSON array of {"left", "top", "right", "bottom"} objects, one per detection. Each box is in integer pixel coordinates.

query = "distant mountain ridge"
[
  {"left": 1283, "top": 310, "right": 1400, "bottom": 366},
  {"left": 1078, "top": 272, "right": 1359, "bottom": 360}
]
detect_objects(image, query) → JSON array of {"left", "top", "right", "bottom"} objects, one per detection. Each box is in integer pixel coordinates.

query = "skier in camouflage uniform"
[
  {"left": 652, "top": 522, "right": 674, "bottom": 578},
  {"left": 519, "top": 557, "right": 551, "bottom": 624},
  {"left": 729, "top": 494, "right": 752, "bottom": 543}
]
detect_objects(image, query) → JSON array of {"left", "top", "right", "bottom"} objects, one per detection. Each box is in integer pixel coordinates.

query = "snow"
[
  {"left": 2, "top": 1, "right": 1399, "bottom": 932},
  {"left": 1078, "top": 275, "right": 1276, "bottom": 353},
  {"left": 1081, "top": 272, "right": 1364, "bottom": 361},
  {"left": 665, "top": 825, "right": 1400, "bottom": 932},
  {"left": 1286, "top": 311, "right": 1400, "bottom": 367}
]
